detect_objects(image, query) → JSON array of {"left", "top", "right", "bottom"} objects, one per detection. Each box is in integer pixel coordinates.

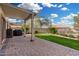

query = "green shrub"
[
  {"left": 35, "top": 31, "right": 39, "bottom": 34},
  {"left": 50, "top": 27, "right": 57, "bottom": 34}
]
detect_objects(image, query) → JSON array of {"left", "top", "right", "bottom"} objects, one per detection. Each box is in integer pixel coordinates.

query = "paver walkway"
[{"left": 0, "top": 34, "right": 79, "bottom": 56}]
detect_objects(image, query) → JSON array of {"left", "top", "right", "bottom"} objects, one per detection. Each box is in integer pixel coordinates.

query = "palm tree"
[{"left": 74, "top": 14, "right": 79, "bottom": 27}]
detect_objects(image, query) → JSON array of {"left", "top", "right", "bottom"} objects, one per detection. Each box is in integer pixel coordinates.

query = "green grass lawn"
[{"left": 35, "top": 34, "right": 79, "bottom": 51}]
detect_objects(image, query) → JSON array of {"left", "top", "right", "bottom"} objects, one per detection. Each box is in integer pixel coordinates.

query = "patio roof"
[{"left": 0, "top": 3, "right": 36, "bottom": 20}]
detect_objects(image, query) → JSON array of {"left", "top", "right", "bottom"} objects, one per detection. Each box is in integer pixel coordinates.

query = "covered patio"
[{"left": 0, "top": 3, "right": 36, "bottom": 49}]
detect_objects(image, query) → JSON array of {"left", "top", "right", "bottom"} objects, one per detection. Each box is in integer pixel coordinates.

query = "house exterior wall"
[{"left": 0, "top": 7, "right": 6, "bottom": 48}]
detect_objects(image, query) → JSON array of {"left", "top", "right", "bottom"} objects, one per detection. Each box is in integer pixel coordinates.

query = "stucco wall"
[{"left": 0, "top": 7, "right": 6, "bottom": 48}]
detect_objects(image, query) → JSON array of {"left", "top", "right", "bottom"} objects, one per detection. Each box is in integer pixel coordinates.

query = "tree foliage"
[
  {"left": 74, "top": 14, "right": 79, "bottom": 27},
  {"left": 50, "top": 27, "right": 57, "bottom": 34},
  {"left": 21, "top": 24, "right": 29, "bottom": 33}
]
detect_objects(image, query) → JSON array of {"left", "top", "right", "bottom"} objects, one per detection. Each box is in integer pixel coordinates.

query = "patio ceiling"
[{"left": 0, "top": 3, "right": 36, "bottom": 20}]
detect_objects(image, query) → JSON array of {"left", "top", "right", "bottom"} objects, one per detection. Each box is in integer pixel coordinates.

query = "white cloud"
[
  {"left": 56, "top": 22, "right": 74, "bottom": 28},
  {"left": 70, "top": 13, "right": 78, "bottom": 16},
  {"left": 60, "top": 13, "right": 78, "bottom": 22},
  {"left": 42, "top": 3, "right": 53, "bottom": 8},
  {"left": 56, "top": 19, "right": 74, "bottom": 28},
  {"left": 61, "top": 7, "right": 69, "bottom": 11},
  {"left": 66, "top": 3, "right": 70, "bottom": 5},
  {"left": 60, "top": 19, "right": 74, "bottom": 25},
  {"left": 50, "top": 13, "right": 58, "bottom": 18},
  {"left": 52, "top": 4, "right": 57, "bottom": 7},
  {"left": 57, "top": 13, "right": 78, "bottom": 27},
  {"left": 77, "top": 12, "right": 79, "bottom": 14},
  {"left": 18, "top": 3, "right": 43, "bottom": 13},
  {"left": 42, "top": 3, "right": 57, "bottom": 8},
  {"left": 8, "top": 18, "right": 17, "bottom": 23},
  {"left": 58, "top": 4, "right": 63, "bottom": 8},
  {"left": 61, "top": 15, "right": 72, "bottom": 20},
  {"left": 48, "top": 13, "right": 58, "bottom": 24},
  {"left": 50, "top": 13, "right": 77, "bottom": 27}
]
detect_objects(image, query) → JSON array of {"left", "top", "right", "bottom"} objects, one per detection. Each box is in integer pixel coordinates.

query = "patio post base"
[
  {"left": 30, "top": 39, "right": 34, "bottom": 42},
  {"left": 24, "top": 36, "right": 26, "bottom": 37}
]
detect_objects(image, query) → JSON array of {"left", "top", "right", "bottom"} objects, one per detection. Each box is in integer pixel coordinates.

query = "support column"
[
  {"left": 30, "top": 14, "right": 34, "bottom": 42},
  {"left": 0, "top": 12, "right": 2, "bottom": 47},
  {"left": 23, "top": 19, "right": 26, "bottom": 37},
  {"left": 6, "top": 20, "right": 8, "bottom": 29}
]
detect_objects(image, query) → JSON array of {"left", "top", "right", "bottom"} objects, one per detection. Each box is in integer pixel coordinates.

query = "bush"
[
  {"left": 35, "top": 31, "right": 39, "bottom": 34},
  {"left": 50, "top": 27, "right": 57, "bottom": 34},
  {"left": 26, "top": 27, "right": 29, "bottom": 33}
]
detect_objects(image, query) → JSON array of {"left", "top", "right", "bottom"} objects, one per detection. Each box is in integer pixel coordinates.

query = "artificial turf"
[{"left": 35, "top": 34, "right": 79, "bottom": 51}]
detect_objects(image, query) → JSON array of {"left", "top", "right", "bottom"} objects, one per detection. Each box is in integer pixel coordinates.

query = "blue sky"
[
  {"left": 11, "top": 3, "right": 79, "bottom": 27},
  {"left": 38, "top": 3, "right": 79, "bottom": 25},
  {"left": 38, "top": 3, "right": 79, "bottom": 17}
]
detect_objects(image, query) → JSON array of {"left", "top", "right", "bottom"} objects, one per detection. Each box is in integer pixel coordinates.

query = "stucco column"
[
  {"left": 30, "top": 14, "right": 34, "bottom": 42},
  {"left": 0, "top": 12, "right": 2, "bottom": 46},
  {"left": 23, "top": 19, "right": 26, "bottom": 37}
]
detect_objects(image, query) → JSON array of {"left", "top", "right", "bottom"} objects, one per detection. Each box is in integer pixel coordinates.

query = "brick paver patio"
[{"left": 0, "top": 34, "right": 79, "bottom": 56}]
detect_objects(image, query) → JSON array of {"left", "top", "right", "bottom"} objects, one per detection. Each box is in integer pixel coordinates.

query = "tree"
[
  {"left": 50, "top": 27, "right": 57, "bottom": 34},
  {"left": 21, "top": 24, "right": 29, "bottom": 33},
  {"left": 39, "top": 18, "right": 52, "bottom": 28},
  {"left": 74, "top": 14, "right": 79, "bottom": 27},
  {"left": 34, "top": 17, "right": 42, "bottom": 28}
]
